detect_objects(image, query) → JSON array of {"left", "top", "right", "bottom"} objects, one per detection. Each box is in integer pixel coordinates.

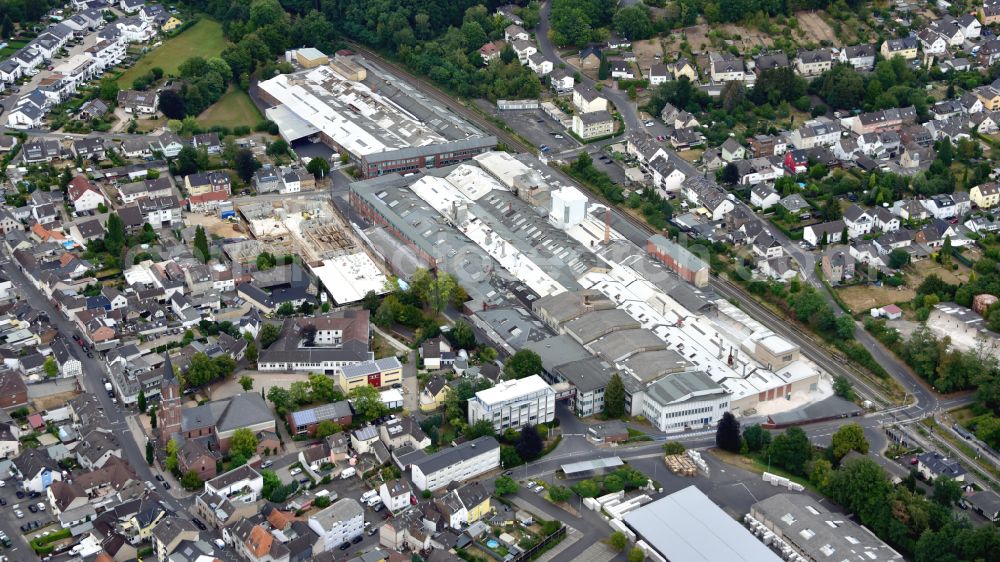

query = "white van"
[
  {"left": 360, "top": 490, "right": 378, "bottom": 502},
  {"left": 340, "top": 467, "right": 356, "bottom": 479}
]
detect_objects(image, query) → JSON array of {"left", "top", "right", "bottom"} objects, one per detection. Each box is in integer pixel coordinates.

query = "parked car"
[
  {"left": 339, "top": 542, "right": 351, "bottom": 551},
  {"left": 352, "top": 535, "right": 363, "bottom": 544}
]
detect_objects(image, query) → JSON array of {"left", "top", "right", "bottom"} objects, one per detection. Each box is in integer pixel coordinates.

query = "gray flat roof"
[
  {"left": 523, "top": 335, "right": 591, "bottom": 372},
  {"left": 624, "top": 486, "right": 781, "bottom": 562},
  {"left": 564, "top": 309, "right": 640, "bottom": 345},
  {"left": 645, "top": 371, "right": 725, "bottom": 406},
  {"left": 620, "top": 349, "right": 692, "bottom": 382},
  {"left": 561, "top": 456, "right": 623, "bottom": 476},
  {"left": 412, "top": 436, "right": 499, "bottom": 476},
  {"left": 587, "top": 329, "right": 666, "bottom": 363},
  {"left": 752, "top": 493, "right": 902, "bottom": 561},
  {"left": 553, "top": 357, "right": 614, "bottom": 393}
]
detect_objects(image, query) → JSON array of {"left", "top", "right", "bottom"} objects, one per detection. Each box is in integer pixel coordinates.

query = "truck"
[{"left": 340, "top": 467, "right": 356, "bottom": 479}]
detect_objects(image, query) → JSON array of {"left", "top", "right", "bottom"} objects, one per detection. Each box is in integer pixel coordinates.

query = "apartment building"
[{"left": 467, "top": 375, "right": 555, "bottom": 431}]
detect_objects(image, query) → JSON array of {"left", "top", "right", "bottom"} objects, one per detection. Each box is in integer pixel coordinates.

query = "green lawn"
[
  {"left": 0, "top": 40, "right": 28, "bottom": 59},
  {"left": 117, "top": 19, "right": 228, "bottom": 88},
  {"left": 197, "top": 87, "right": 263, "bottom": 128}
]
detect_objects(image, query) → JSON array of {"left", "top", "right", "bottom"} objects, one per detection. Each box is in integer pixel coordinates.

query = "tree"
[
  {"left": 235, "top": 148, "right": 260, "bottom": 182},
  {"left": 889, "top": 248, "right": 910, "bottom": 269},
  {"left": 548, "top": 486, "right": 572, "bottom": 502},
  {"left": 609, "top": 531, "right": 628, "bottom": 551},
  {"left": 495, "top": 476, "right": 518, "bottom": 496},
  {"left": 193, "top": 226, "right": 209, "bottom": 263},
  {"left": 411, "top": 270, "right": 457, "bottom": 314},
  {"left": 932, "top": 476, "right": 962, "bottom": 507},
  {"left": 603, "top": 373, "right": 625, "bottom": 418},
  {"left": 266, "top": 139, "right": 289, "bottom": 157},
  {"left": 830, "top": 423, "right": 869, "bottom": 463},
  {"left": 175, "top": 146, "right": 201, "bottom": 176},
  {"left": 104, "top": 213, "right": 126, "bottom": 257},
  {"left": 239, "top": 375, "right": 254, "bottom": 392},
  {"left": 833, "top": 375, "right": 854, "bottom": 401},
  {"left": 574, "top": 479, "right": 602, "bottom": 497},
  {"left": 350, "top": 384, "right": 389, "bottom": 421},
  {"left": 516, "top": 424, "right": 544, "bottom": 461},
  {"left": 277, "top": 302, "right": 295, "bottom": 316},
  {"left": 267, "top": 386, "right": 292, "bottom": 414},
  {"left": 145, "top": 440, "right": 154, "bottom": 465},
  {"left": 504, "top": 349, "right": 543, "bottom": 380},
  {"left": 165, "top": 438, "right": 179, "bottom": 473},
  {"left": 306, "top": 157, "right": 330, "bottom": 179},
  {"left": 450, "top": 320, "right": 476, "bottom": 350},
  {"left": 314, "top": 420, "right": 342, "bottom": 438},
  {"left": 309, "top": 373, "right": 340, "bottom": 402},
  {"left": 98, "top": 76, "right": 119, "bottom": 102},
  {"left": 260, "top": 324, "right": 281, "bottom": 348},
  {"left": 158, "top": 89, "right": 186, "bottom": 119},
  {"left": 149, "top": 406, "right": 157, "bottom": 429},
  {"left": 500, "top": 446, "right": 522, "bottom": 468},
  {"left": 598, "top": 55, "right": 609, "bottom": 80},
  {"left": 663, "top": 441, "right": 686, "bottom": 455},
  {"left": 289, "top": 381, "right": 311, "bottom": 406},
  {"left": 181, "top": 470, "right": 203, "bottom": 490},
  {"left": 769, "top": 427, "right": 812, "bottom": 475},
  {"left": 840, "top": 226, "right": 849, "bottom": 245},
  {"left": 245, "top": 339, "right": 258, "bottom": 365},
  {"left": 613, "top": 5, "right": 654, "bottom": 39},
  {"left": 715, "top": 411, "right": 741, "bottom": 453},
  {"left": 720, "top": 162, "right": 739, "bottom": 185},
  {"left": 627, "top": 546, "right": 645, "bottom": 562},
  {"left": 262, "top": 469, "right": 281, "bottom": 499},
  {"left": 43, "top": 356, "right": 58, "bottom": 378},
  {"left": 137, "top": 389, "right": 147, "bottom": 413},
  {"left": 230, "top": 428, "right": 258, "bottom": 459},
  {"left": 742, "top": 424, "right": 771, "bottom": 453},
  {"left": 464, "top": 419, "right": 497, "bottom": 440}
]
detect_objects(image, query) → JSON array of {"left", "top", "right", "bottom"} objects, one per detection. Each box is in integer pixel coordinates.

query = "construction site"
[{"left": 231, "top": 198, "right": 391, "bottom": 304}]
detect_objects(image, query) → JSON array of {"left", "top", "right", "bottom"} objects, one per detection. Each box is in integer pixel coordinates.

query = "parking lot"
[
  {"left": 590, "top": 149, "right": 631, "bottom": 185},
  {"left": 500, "top": 109, "right": 580, "bottom": 153},
  {"left": 0, "top": 475, "right": 63, "bottom": 560}
]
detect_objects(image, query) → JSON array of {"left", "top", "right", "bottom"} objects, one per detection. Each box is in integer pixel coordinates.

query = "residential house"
[
  {"left": 117, "top": 89, "right": 158, "bottom": 114},
  {"left": 795, "top": 49, "right": 833, "bottom": 76},
  {"left": 971, "top": 182, "right": 1000, "bottom": 208},
  {"left": 753, "top": 53, "right": 789, "bottom": 74},
  {"left": 648, "top": 63, "right": 669, "bottom": 85},
  {"left": 526, "top": 52, "right": 553, "bottom": 76},
  {"left": 579, "top": 45, "right": 603, "bottom": 70},
  {"left": 572, "top": 85, "right": 608, "bottom": 114},
  {"left": 917, "top": 29, "right": 949, "bottom": 55},
  {"left": 67, "top": 176, "right": 106, "bottom": 212},
  {"left": 881, "top": 37, "right": 919, "bottom": 60},
  {"left": 572, "top": 111, "right": 615, "bottom": 140},
  {"left": 720, "top": 137, "right": 746, "bottom": 162},
  {"left": 750, "top": 184, "right": 780, "bottom": 210},
  {"left": 917, "top": 451, "right": 967, "bottom": 482},
  {"left": 511, "top": 39, "right": 536, "bottom": 64},
  {"left": 839, "top": 44, "right": 876, "bottom": 70},
  {"left": 72, "top": 137, "right": 106, "bottom": 160},
  {"left": 843, "top": 204, "right": 874, "bottom": 238},
  {"left": 478, "top": 41, "right": 502, "bottom": 63},
  {"left": 504, "top": 24, "right": 529, "bottom": 43},
  {"left": 709, "top": 52, "right": 748, "bottom": 83},
  {"left": 419, "top": 375, "right": 450, "bottom": 413},
  {"left": 610, "top": 59, "right": 634, "bottom": 79},
  {"left": 668, "top": 57, "right": 697, "bottom": 81},
  {"left": 803, "top": 220, "right": 847, "bottom": 246}
]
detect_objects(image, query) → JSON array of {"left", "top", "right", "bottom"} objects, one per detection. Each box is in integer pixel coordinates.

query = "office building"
[{"left": 467, "top": 375, "right": 555, "bottom": 431}]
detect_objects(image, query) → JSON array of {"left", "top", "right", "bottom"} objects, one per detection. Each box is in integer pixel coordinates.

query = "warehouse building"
[
  {"left": 645, "top": 234, "right": 710, "bottom": 288},
  {"left": 750, "top": 493, "right": 903, "bottom": 561},
  {"left": 623, "top": 486, "right": 781, "bottom": 562},
  {"left": 410, "top": 436, "right": 500, "bottom": 491},
  {"left": 467, "top": 375, "right": 555, "bottom": 431},
  {"left": 258, "top": 52, "right": 496, "bottom": 178}
]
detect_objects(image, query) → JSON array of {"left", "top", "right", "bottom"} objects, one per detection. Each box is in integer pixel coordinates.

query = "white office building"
[
  {"left": 640, "top": 371, "right": 731, "bottom": 433},
  {"left": 308, "top": 498, "right": 364, "bottom": 551},
  {"left": 467, "top": 375, "right": 555, "bottom": 431},
  {"left": 410, "top": 436, "right": 500, "bottom": 491}
]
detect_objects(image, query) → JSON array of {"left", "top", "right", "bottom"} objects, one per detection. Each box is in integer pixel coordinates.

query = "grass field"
[
  {"left": 0, "top": 40, "right": 28, "bottom": 59},
  {"left": 117, "top": 19, "right": 228, "bottom": 88},
  {"left": 197, "top": 87, "right": 263, "bottom": 128}
]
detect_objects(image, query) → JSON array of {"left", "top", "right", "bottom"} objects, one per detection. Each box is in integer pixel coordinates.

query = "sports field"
[
  {"left": 197, "top": 87, "right": 263, "bottom": 128},
  {"left": 117, "top": 19, "right": 228, "bottom": 88}
]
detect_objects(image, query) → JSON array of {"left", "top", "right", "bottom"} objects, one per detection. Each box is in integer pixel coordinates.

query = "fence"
[{"left": 511, "top": 525, "right": 566, "bottom": 562}]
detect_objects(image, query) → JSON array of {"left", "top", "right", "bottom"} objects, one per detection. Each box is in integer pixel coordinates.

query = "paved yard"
[{"left": 501, "top": 109, "right": 580, "bottom": 152}]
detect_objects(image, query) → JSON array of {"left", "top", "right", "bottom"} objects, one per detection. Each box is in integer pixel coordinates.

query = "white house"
[
  {"left": 308, "top": 499, "right": 365, "bottom": 551},
  {"left": 410, "top": 436, "right": 500, "bottom": 491},
  {"left": 918, "top": 29, "right": 949, "bottom": 55},
  {"left": 750, "top": 184, "right": 780, "bottom": 210},
  {"left": 11, "top": 449, "right": 63, "bottom": 493},
  {"left": 649, "top": 155, "right": 686, "bottom": 194},
  {"left": 512, "top": 39, "right": 536, "bottom": 64},
  {"left": 649, "top": 63, "right": 669, "bottom": 85},
  {"left": 379, "top": 480, "right": 411, "bottom": 513},
  {"left": 203, "top": 465, "right": 263, "bottom": 502},
  {"left": 842, "top": 205, "right": 874, "bottom": 238},
  {"left": 527, "top": 52, "right": 553, "bottom": 76},
  {"left": 467, "top": 376, "right": 555, "bottom": 431},
  {"left": 572, "top": 84, "right": 608, "bottom": 114}
]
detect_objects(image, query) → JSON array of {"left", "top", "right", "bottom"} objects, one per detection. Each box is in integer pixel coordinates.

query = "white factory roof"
[
  {"left": 579, "top": 264, "right": 814, "bottom": 403},
  {"left": 472, "top": 375, "right": 553, "bottom": 405},
  {"left": 445, "top": 164, "right": 508, "bottom": 200},
  {"left": 309, "top": 253, "right": 389, "bottom": 305},
  {"left": 473, "top": 151, "right": 534, "bottom": 188},
  {"left": 258, "top": 65, "right": 446, "bottom": 155},
  {"left": 623, "top": 486, "right": 781, "bottom": 562},
  {"left": 265, "top": 104, "right": 320, "bottom": 141}
]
